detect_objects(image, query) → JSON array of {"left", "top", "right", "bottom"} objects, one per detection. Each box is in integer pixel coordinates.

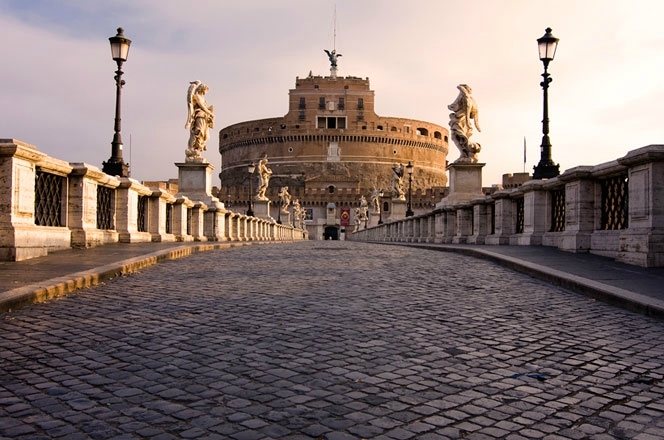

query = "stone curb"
[
  {"left": 0, "top": 241, "right": 279, "bottom": 314},
  {"left": 384, "top": 243, "right": 664, "bottom": 319}
]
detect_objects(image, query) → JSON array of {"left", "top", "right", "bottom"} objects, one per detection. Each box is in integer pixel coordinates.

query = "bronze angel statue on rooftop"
[{"left": 324, "top": 49, "right": 342, "bottom": 68}]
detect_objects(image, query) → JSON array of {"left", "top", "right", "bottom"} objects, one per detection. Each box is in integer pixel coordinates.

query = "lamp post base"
[
  {"left": 102, "top": 160, "right": 129, "bottom": 177},
  {"left": 533, "top": 162, "right": 560, "bottom": 179}
]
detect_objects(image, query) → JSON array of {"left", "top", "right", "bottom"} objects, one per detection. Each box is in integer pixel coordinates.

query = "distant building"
[
  {"left": 141, "top": 179, "right": 179, "bottom": 195},
  {"left": 502, "top": 172, "right": 532, "bottom": 189},
  {"left": 218, "top": 66, "right": 450, "bottom": 239}
]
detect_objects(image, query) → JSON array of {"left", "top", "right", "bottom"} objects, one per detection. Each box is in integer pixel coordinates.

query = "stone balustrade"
[
  {"left": 0, "top": 139, "right": 307, "bottom": 261},
  {"left": 351, "top": 144, "right": 664, "bottom": 268}
]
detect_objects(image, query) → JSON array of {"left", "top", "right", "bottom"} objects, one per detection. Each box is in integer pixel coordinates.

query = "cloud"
[{"left": 1, "top": 0, "right": 664, "bottom": 187}]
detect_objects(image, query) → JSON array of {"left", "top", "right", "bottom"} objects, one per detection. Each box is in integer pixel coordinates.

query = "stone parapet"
[
  {"left": 0, "top": 139, "right": 308, "bottom": 261},
  {"left": 352, "top": 144, "right": 664, "bottom": 268}
]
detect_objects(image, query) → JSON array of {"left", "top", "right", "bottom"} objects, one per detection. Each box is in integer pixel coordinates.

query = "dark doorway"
[{"left": 324, "top": 226, "right": 339, "bottom": 240}]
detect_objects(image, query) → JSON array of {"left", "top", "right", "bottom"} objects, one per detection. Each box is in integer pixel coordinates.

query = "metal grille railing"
[
  {"left": 166, "top": 204, "right": 173, "bottom": 234},
  {"left": 601, "top": 174, "right": 628, "bottom": 230},
  {"left": 515, "top": 198, "right": 524, "bottom": 234},
  {"left": 96, "top": 186, "right": 114, "bottom": 230},
  {"left": 550, "top": 188, "right": 566, "bottom": 232},
  {"left": 137, "top": 196, "right": 147, "bottom": 232},
  {"left": 34, "top": 171, "right": 64, "bottom": 227},
  {"left": 186, "top": 208, "right": 192, "bottom": 235}
]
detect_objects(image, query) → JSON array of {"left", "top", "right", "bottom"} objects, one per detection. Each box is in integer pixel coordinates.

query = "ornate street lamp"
[
  {"left": 405, "top": 161, "right": 414, "bottom": 217},
  {"left": 102, "top": 28, "right": 131, "bottom": 177},
  {"left": 533, "top": 27, "right": 560, "bottom": 179},
  {"left": 378, "top": 189, "right": 384, "bottom": 224},
  {"left": 247, "top": 162, "right": 255, "bottom": 216}
]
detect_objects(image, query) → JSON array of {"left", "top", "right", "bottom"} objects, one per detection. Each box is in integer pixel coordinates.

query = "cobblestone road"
[{"left": 1, "top": 241, "right": 663, "bottom": 440}]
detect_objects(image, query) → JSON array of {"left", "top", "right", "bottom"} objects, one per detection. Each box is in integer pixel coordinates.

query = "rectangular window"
[
  {"left": 318, "top": 116, "right": 347, "bottom": 129},
  {"left": 358, "top": 98, "right": 364, "bottom": 109},
  {"left": 338, "top": 98, "right": 345, "bottom": 109},
  {"left": 299, "top": 97, "right": 306, "bottom": 109},
  {"left": 319, "top": 97, "right": 326, "bottom": 109}
]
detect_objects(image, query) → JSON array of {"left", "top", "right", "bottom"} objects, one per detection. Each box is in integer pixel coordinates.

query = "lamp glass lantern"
[
  {"left": 109, "top": 28, "right": 131, "bottom": 62},
  {"left": 537, "top": 28, "right": 559, "bottom": 64}
]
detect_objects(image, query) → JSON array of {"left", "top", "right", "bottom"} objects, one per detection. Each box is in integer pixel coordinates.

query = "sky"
[{"left": 2, "top": 0, "right": 664, "bottom": 187}]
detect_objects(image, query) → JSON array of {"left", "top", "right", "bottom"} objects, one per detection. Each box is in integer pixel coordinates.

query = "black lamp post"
[
  {"left": 102, "top": 28, "right": 131, "bottom": 177},
  {"left": 247, "top": 162, "right": 255, "bottom": 216},
  {"left": 378, "top": 189, "right": 384, "bottom": 224},
  {"left": 405, "top": 161, "right": 414, "bottom": 217},
  {"left": 533, "top": 27, "right": 560, "bottom": 179}
]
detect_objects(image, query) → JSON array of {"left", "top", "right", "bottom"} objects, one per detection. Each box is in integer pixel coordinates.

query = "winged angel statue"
[
  {"left": 185, "top": 80, "right": 215, "bottom": 162},
  {"left": 448, "top": 84, "right": 481, "bottom": 163}
]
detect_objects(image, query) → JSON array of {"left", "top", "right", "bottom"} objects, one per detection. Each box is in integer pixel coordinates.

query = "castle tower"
[{"left": 218, "top": 62, "right": 449, "bottom": 238}]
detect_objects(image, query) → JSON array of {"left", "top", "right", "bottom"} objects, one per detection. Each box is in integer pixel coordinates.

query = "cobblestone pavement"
[{"left": 1, "top": 241, "right": 663, "bottom": 440}]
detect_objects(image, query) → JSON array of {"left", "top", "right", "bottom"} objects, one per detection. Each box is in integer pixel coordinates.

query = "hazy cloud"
[{"left": 1, "top": 0, "right": 664, "bottom": 184}]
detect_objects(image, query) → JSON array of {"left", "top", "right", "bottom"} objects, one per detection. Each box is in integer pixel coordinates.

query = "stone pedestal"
[
  {"left": 389, "top": 199, "right": 407, "bottom": 221},
  {"left": 176, "top": 162, "right": 226, "bottom": 240},
  {"left": 254, "top": 200, "right": 273, "bottom": 222},
  {"left": 176, "top": 162, "right": 224, "bottom": 207},
  {"left": 278, "top": 211, "right": 291, "bottom": 226},
  {"left": 437, "top": 162, "right": 485, "bottom": 207},
  {"left": 369, "top": 211, "right": 382, "bottom": 227},
  {"left": 176, "top": 162, "right": 214, "bottom": 199}
]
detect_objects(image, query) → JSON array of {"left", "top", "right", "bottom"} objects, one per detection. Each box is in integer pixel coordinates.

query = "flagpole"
[{"left": 523, "top": 136, "right": 526, "bottom": 173}]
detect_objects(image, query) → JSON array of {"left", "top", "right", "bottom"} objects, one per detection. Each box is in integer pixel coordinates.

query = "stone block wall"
[
  {"left": 0, "top": 139, "right": 308, "bottom": 261},
  {"left": 351, "top": 144, "right": 664, "bottom": 268}
]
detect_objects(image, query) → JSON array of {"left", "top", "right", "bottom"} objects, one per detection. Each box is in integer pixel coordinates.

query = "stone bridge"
[{"left": 1, "top": 240, "right": 663, "bottom": 439}]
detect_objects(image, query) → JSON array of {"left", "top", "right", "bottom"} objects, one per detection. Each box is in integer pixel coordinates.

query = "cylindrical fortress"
[{"left": 219, "top": 74, "right": 449, "bottom": 194}]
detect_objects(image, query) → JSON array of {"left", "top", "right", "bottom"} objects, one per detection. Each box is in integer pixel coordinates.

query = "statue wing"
[
  {"left": 471, "top": 100, "right": 481, "bottom": 132},
  {"left": 324, "top": 49, "right": 331, "bottom": 57},
  {"left": 185, "top": 80, "right": 201, "bottom": 129}
]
